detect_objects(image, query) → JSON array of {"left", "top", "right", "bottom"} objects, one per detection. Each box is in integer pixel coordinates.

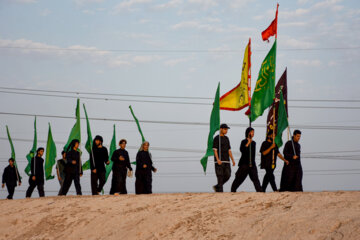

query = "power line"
[
  {"left": 1, "top": 90, "right": 360, "bottom": 110},
  {"left": 1, "top": 46, "right": 359, "bottom": 53},
  {"left": 1, "top": 86, "right": 360, "bottom": 103},
  {"left": 1, "top": 111, "right": 360, "bottom": 131}
]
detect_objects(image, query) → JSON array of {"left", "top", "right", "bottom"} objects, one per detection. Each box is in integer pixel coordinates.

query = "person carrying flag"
[{"left": 2, "top": 158, "right": 21, "bottom": 199}]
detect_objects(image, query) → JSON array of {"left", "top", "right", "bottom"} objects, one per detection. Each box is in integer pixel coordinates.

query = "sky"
[{"left": 0, "top": 0, "right": 360, "bottom": 199}]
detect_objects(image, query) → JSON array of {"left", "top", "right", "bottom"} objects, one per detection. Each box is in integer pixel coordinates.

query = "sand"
[{"left": 0, "top": 191, "right": 359, "bottom": 240}]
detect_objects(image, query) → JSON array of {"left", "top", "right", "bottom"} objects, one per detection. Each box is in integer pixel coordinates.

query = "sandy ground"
[{"left": 0, "top": 191, "right": 359, "bottom": 240}]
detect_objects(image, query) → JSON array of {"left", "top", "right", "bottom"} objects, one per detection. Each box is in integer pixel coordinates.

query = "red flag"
[{"left": 261, "top": 4, "right": 279, "bottom": 41}]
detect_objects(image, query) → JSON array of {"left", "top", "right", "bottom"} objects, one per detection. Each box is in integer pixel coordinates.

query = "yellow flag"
[{"left": 220, "top": 39, "right": 251, "bottom": 111}]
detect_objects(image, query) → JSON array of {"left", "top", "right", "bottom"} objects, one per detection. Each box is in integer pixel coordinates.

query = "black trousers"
[
  {"left": 262, "top": 168, "right": 278, "bottom": 192},
  {"left": 6, "top": 183, "right": 16, "bottom": 199},
  {"left": 58, "top": 178, "right": 64, "bottom": 195},
  {"left": 26, "top": 178, "right": 45, "bottom": 198},
  {"left": 214, "top": 163, "right": 231, "bottom": 192},
  {"left": 91, "top": 171, "right": 106, "bottom": 195},
  {"left": 231, "top": 165, "right": 262, "bottom": 192},
  {"left": 135, "top": 174, "right": 152, "bottom": 194},
  {"left": 280, "top": 164, "right": 303, "bottom": 192},
  {"left": 59, "top": 173, "right": 82, "bottom": 196},
  {"left": 110, "top": 168, "right": 128, "bottom": 195}
]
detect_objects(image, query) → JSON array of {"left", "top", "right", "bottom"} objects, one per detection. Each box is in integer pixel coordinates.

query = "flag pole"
[
  {"left": 248, "top": 38, "right": 252, "bottom": 167},
  {"left": 272, "top": 4, "right": 278, "bottom": 169}
]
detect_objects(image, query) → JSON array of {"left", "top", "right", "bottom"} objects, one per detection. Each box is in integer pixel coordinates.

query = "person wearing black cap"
[
  {"left": 280, "top": 130, "right": 303, "bottom": 192},
  {"left": 2, "top": 158, "right": 21, "bottom": 199},
  {"left": 212, "top": 123, "right": 236, "bottom": 192},
  {"left": 260, "top": 131, "right": 288, "bottom": 192},
  {"left": 231, "top": 127, "right": 262, "bottom": 192},
  {"left": 110, "top": 139, "right": 133, "bottom": 195},
  {"left": 90, "top": 135, "right": 110, "bottom": 195},
  {"left": 60, "top": 139, "right": 83, "bottom": 196},
  {"left": 26, "top": 147, "right": 45, "bottom": 198},
  {"left": 56, "top": 151, "right": 67, "bottom": 195}
]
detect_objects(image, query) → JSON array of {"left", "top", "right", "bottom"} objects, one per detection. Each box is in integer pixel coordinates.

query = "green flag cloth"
[
  {"left": 129, "top": 105, "right": 146, "bottom": 143},
  {"left": 45, "top": 123, "right": 57, "bottom": 180},
  {"left": 250, "top": 39, "right": 277, "bottom": 122},
  {"left": 25, "top": 116, "right": 37, "bottom": 176},
  {"left": 6, "top": 126, "right": 21, "bottom": 181},
  {"left": 64, "top": 99, "right": 81, "bottom": 152},
  {"left": 275, "top": 91, "right": 289, "bottom": 147},
  {"left": 82, "top": 103, "right": 93, "bottom": 171},
  {"left": 105, "top": 124, "right": 116, "bottom": 183},
  {"left": 200, "top": 83, "right": 220, "bottom": 173}
]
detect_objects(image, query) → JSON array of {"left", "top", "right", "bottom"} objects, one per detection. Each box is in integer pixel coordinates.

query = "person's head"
[
  {"left": 220, "top": 123, "right": 230, "bottom": 135},
  {"left": 37, "top": 147, "right": 44, "bottom": 157},
  {"left": 61, "top": 151, "right": 66, "bottom": 159},
  {"left": 68, "top": 139, "right": 80, "bottom": 151},
  {"left": 140, "top": 141, "right": 150, "bottom": 152},
  {"left": 119, "top": 139, "right": 127, "bottom": 149},
  {"left": 8, "top": 158, "right": 15, "bottom": 167},
  {"left": 293, "top": 130, "right": 301, "bottom": 143},
  {"left": 93, "top": 135, "right": 103, "bottom": 147},
  {"left": 245, "top": 127, "right": 254, "bottom": 139},
  {"left": 266, "top": 130, "right": 274, "bottom": 141}
]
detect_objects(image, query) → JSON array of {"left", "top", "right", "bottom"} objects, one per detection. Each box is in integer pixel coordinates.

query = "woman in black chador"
[{"left": 135, "top": 141, "right": 157, "bottom": 194}]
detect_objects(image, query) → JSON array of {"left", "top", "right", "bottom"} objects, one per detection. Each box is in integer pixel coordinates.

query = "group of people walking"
[
  {"left": 212, "top": 123, "right": 303, "bottom": 193},
  {"left": 1, "top": 137, "right": 157, "bottom": 199}
]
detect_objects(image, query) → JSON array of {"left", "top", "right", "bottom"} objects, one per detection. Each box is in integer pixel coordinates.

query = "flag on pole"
[
  {"left": 45, "top": 123, "right": 57, "bottom": 180},
  {"left": 267, "top": 68, "right": 288, "bottom": 134},
  {"left": 220, "top": 39, "right": 251, "bottom": 111},
  {"left": 105, "top": 124, "right": 116, "bottom": 184},
  {"left": 200, "top": 83, "right": 220, "bottom": 173},
  {"left": 25, "top": 116, "right": 37, "bottom": 176},
  {"left": 129, "top": 105, "right": 146, "bottom": 143},
  {"left": 82, "top": 103, "right": 93, "bottom": 171},
  {"left": 262, "top": 3, "right": 279, "bottom": 41},
  {"left": 248, "top": 40, "right": 277, "bottom": 122},
  {"left": 6, "top": 126, "right": 21, "bottom": 181},
  {"left": 64, "top": 99, "right": 81, "bottom": 152},
  {"left": 275, "top": 91, "right": 289, "bottom": 147}
]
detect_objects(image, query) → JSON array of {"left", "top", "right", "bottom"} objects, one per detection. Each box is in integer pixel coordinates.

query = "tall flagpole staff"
[
  {"left": 271, "top": 3, "right": 279, "bottom": 170},
  {"left": 248, "top": 38, "right": 252, "bottom": 167}
]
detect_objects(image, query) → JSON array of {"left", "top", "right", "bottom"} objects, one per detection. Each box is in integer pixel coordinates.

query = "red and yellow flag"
[{"left": 220, "top": 39, "right": 251, "bottom": 111}]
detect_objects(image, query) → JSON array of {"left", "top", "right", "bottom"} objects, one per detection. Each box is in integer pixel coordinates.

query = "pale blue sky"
[{"left": 0, "top": 0, "right": 360, "bottom": 198}]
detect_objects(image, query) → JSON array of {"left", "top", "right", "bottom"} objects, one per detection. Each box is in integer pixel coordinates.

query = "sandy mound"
[{"left": 0, "top": 191, "right": 359, "bottom": 240}]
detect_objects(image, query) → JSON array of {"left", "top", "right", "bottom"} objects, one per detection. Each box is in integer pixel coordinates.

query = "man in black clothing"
[
  {"left": 110, "top": 139, "right": 133, "bottom": 195},
  {"left": 212, "top": 123, "right": 236, "bottom": 192},
  {"left": 231, "top": 127, "right": 262, "bottom": 192},
  {"left": 60, "top": 139, "right": 83, "bottom": 196},
  {"left": 90, "top": 135, "right": 109, "bottom": 195},
  {"left": 56, "top": 151, "right": 67, "bottom": 195},
  {"left": 2, "top": 158, "right": 21, "bottom": 199},
  {"left": 26, "top": 148, "right": 45, "bottom": 198},
  {"left": 280, "top": 130, "right": 303, "bottom": 192},
  {"left": 260, "top": 131, "right": 289, "bottom": 192}
]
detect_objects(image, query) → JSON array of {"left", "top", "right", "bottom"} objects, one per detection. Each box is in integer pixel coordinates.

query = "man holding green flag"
[{"left": 248, "top": 40, "right": 277, "bottom": 122}]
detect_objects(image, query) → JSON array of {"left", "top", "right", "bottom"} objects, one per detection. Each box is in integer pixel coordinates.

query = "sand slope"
[{"left": 0, "top": 192, "right": 359, "bottom": 240}]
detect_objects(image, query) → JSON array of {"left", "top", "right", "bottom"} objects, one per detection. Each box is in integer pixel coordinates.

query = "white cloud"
[
  {"left": 291, "top": 59, "right": 322, "bottom": 67},
  {"left": 74, "top": 0, "right": 105, "bottom": 5},
  {"left": 12, "top": 0, "right": 37, "bottom": 3},
  {"left": 280, "top": 35, "right": 316, "bottom": 48},
  {"left": 132, "top": 55, "right": 162, "bottom": 63},
  {"left": 154, "top": 0, "right": 183, "bottom": 10},
  {"left": 40, "top": 9, "right": 51, "bottom": 16},
  {"left": 229, "top": 0, "right": 254, "bottom": 9},
  {"left": 171, "top": 20, "right": 255, "bottom": 33},
  {"left": 297, "top": 0, "right": 311, "bottom": 4},
  {"left": 163, "top": 57, "right": 188, "bottom": 67},
  {"left": 187, "top": 0, "right": 218, "bottom": 9},
  {"left": 113, "top": 0, "right": 152, "bottom": 12}
]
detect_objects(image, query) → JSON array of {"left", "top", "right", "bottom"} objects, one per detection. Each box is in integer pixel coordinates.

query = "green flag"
[
  {"left": 64, "top": 99, "right": 81, "bottom": 152},
  {"left": 275, "top": 91, "right": 289, "bottom": 147},
  {"left": 25, "top": 116, "right": 37, "bottom": 176},
  {"left": 105, "top": 124, "right": 116, "bottom": 183},
  {"left": 200, "top": 83, "right": 220, "bottom": 173},
  {"left": 6, "top": 126, "right": 21, "bottom": 181},
  {"left": 82, "top": 103, "right": 93, "bottom": 171},
  {"left": 45, "top": 123, "right": 57, "bottom": 180},
  {"left": 129, "top": 105, "right": 146, "bottom": 143},
  {"left": 250, "top": 39, "right": 277, "bottom": 122}
]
